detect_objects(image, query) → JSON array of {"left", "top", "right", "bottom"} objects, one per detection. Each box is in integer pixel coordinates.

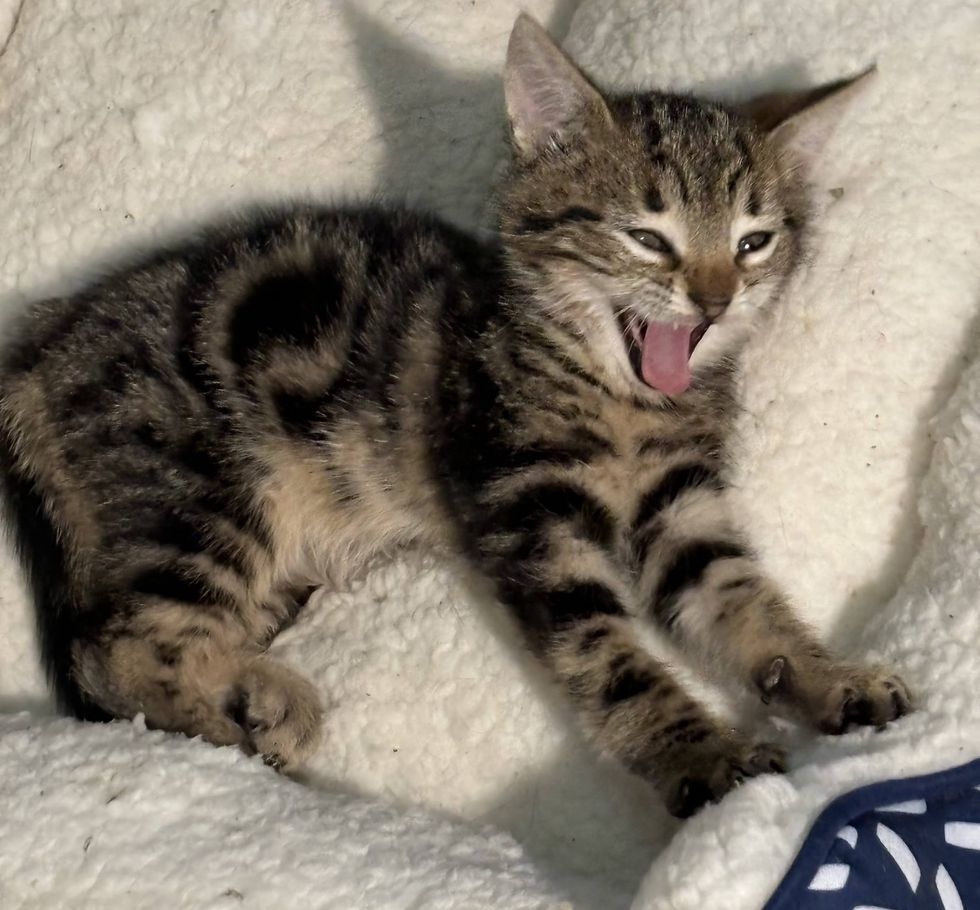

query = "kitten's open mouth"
[{"left": 618, "top": 314, "right": 711, "bottom": 396}]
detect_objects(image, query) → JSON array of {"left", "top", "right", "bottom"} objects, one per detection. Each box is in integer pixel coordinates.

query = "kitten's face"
[
  {"left": 500, "top": 15, "right": 866, "bottom": 396},
  {"left": 499, "top": 95, "right": 807, "bottom": 393}
]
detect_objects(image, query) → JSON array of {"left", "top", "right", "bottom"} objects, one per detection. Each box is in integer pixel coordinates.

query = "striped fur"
[{"left": 0, "top": 16, "right": 909, "bottom": 816}]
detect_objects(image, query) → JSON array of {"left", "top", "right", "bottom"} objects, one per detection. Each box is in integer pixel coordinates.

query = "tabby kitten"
[{"left": 0, "top": 15, "right": 909, "bottom": 818}]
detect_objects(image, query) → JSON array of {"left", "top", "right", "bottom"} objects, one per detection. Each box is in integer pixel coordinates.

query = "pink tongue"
[{"left": 641, "top": 322, "right": 694, "bottom": 395}]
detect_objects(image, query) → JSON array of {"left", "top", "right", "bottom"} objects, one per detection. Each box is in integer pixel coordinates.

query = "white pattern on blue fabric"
[
  {"left": 877, "top": 799, "right": 927, "bottom": 814},
  {"left": 876, "top": 823, "right": 921, "bottom": 892},
  {"left": 836, "top": 826, "right": 858, "bottom": 848},
  {"left": 935, "top": 864, "right": 964, "bottom": 910},
  {"left": 808, "top": 863, "right": 850, "bottom": 891},
  {"left": 944, "top": 821, "right": 980, "bottom": 850}
]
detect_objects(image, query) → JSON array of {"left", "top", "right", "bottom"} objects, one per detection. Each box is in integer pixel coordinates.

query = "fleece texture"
[
  {"left": 0, "top": 712, "right": 567, "bottom": 910},
  {"left": 565, "top": 2, "right": 980, "bottom": 907},
  {"left": 0, "top": 0, "right": 978, "bottom": 908}
]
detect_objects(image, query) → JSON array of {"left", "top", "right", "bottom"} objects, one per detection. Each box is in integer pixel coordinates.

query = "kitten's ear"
[
  {"left": 504, "top": 13, "right": 611, "bottom": 157},
  {"left": 738, "top": 67, "right": 876, "bottom": 165}
]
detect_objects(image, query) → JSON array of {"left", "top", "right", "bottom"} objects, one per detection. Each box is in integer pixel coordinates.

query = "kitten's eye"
[
  {"left": 737, "top": 231, "right": 774, "bottom": 255},
  {"left": 628, "top": 229, "right": 674, "bottom": 256}
]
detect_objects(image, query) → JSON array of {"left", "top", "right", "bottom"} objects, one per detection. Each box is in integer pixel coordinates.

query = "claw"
[
  {"left": 756, "top": 656, "right": 787, "bottom": 704},
  {"left": 674, "top": 778, "right": 714, "bottom": 818}
]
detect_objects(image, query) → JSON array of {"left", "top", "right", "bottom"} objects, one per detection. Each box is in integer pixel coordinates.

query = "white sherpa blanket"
[{"left": 1, "top": 0, "right": 979, "bottom": 908}]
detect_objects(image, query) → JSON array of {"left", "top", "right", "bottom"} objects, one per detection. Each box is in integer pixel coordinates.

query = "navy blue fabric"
[{"left": 764, "top": 758, "right": 980, "bottom": 909}]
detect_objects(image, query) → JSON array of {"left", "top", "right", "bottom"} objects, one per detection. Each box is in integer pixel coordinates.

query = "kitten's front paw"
[
  {"left": 814, "top": 666, "right": 912, "bottom": 735},
  {"left": 661, "top": 738, "right": 787, "bottom": 819},
  {"left": 754, "top": 655, "right": 913, "bottom": 735}
]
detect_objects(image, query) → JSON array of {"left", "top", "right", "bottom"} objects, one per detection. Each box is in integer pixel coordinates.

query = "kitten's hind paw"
[{"left": 662, "top": 738, "right": 787, "bottom": 819}]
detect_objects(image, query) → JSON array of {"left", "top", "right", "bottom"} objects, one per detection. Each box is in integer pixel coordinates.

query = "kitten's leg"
[
  {"left": 478, "top": 489, "right": 784, "bottom": 817},
  {"left": 678, "top": 571, "right": 910, "bottom": 733},
  {"left": 74, "top": 598, "right": 322, "bottom": 770},
  {"left": 547, "top": 613, "right": 786, "bottom": 817},
  {"left": 634, "top": 486, "right": 911, "bottom": 733}
]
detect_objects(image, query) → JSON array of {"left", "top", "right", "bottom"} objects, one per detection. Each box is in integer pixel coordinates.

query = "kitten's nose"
[{"left": 688, "top": 292, "right": 731, "bottom": 321}]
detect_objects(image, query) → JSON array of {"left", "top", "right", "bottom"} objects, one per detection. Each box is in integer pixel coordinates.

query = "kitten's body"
[{"left": 0, "top": 17, "right": 909, "bottom": 817}]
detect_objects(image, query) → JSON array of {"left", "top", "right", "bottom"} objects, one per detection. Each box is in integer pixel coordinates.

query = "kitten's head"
[{"left": 497, "top": 14, "right": 872, "bottom": 396}]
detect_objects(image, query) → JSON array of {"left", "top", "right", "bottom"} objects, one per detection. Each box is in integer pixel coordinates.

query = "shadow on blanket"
[
  {"left": 833, "top": 299, "right": 980, "bottom": 651},
  {"left": 342, "top": 0, "right": 582, "bottom": 230}
]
